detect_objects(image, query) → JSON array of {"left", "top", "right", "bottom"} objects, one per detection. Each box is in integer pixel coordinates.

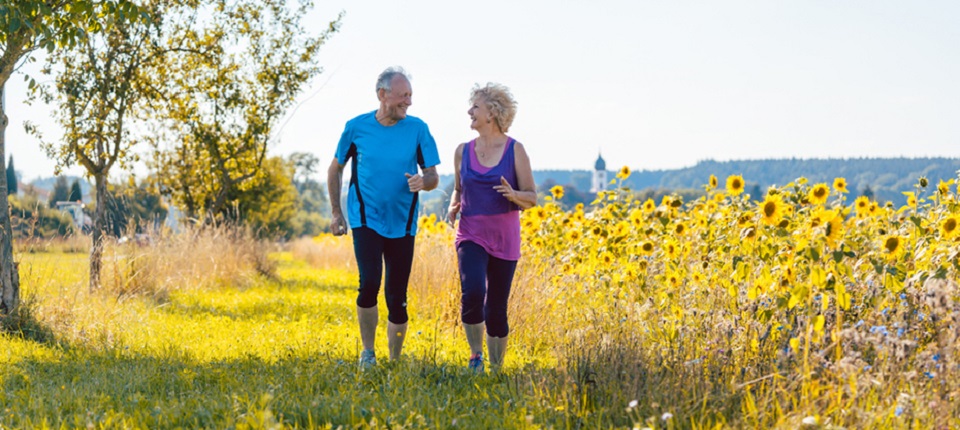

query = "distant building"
[
  {"left": 590, "top": 153, "right": 607, "bottom": 193},
  {"left": 55, "top": 201, "right": 92, "bottom": 233}
]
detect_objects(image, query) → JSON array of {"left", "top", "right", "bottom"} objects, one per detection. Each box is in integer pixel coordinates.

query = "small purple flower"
[
  {"left": 924, "top": 371, "right": 935, "bottom": 379},
  {"left": 895, "top": 406, "right": 904, "bottom": 417},
  {"left": 855, "top": 319, "right": 864, "bottom": 328},
  {"left": 899, "top": 293, "right": 907, "bottom": 300},
  {"left": 932, "top": 353, "right": 941, "bottom": 362}
]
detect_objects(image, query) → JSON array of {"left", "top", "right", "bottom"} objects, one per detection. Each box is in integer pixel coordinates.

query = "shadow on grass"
[{"left": 0, "top": 300, "right": 58, "bottom": 345}]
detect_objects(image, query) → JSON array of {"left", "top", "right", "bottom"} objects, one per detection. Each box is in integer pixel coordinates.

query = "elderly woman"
[{"left": 446, "top": 83, "right": 537, "bottom": 373}]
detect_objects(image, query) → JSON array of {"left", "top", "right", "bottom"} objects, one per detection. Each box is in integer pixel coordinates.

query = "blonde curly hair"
[{"left": 470, "top": 83, "right": 517, "bottom": 132}]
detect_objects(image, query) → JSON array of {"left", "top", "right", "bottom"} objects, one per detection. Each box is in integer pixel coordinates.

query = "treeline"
[{"left": 418, "top": 157, "right": 960, "bottom": 215}]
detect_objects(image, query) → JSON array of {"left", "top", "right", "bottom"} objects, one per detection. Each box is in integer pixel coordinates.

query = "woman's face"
[{"left": 468, "top": 97, "right": 494, "bottom": 131}]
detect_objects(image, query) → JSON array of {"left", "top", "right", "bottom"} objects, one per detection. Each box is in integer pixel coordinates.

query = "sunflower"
[
  {"left": 639, "top": 240, "right": 655, "bottom": 255},
  {"left": 617, "top": 166, "right": 632, "bottom": 180},
  {"left": 881, "top": 235, "right": 904, "bottom": 260},
  {"left": 808, "top": 183, "right": 830, "bottom": 205},
  {"left": 613, "top": 221, "right": 630, "bottom": 237},
  {"left": 663, "top": 239, "right": 680, "bottom": 260},
  {"left": 726, "top": 175, "right": 745, "bottom": 196},
  {"left": 833, "top": 177, "right": 848, "bottom": 194},
  {"left": 599, "top": 251, "right": 615, "bottom": 265},
  {"left": 550, "top": 185, "right": 564, "bottom": 200},
  {"left": 918, "top": 176, "right": 929, "bottom": 188},
  {"left": 760, "top": 194, "right": 784, "bottom": 226},
  {"left": 628, "top": 208, "right": 644, "bottom": 226},
  {"left": 938, "top": 180, "right": 952, "bottom": 197},
  {"left": 566, "top": 229, "right": 583, "bottom": 242},
  {"left": 738, "top": 211, "right": 753, "bottom": 226},
  {"left": 942, "top": 216, "right": 959, "bottom": 239},
  {"left": 709, "top": 175, "right": 719, "bottom": 190},
  {"left": 903, "top": 191, "right": 917, "bottom": 208},
  {"left": 642, "top": 198, "right": 656, "bottom": 213},
  {"left": 674, "top": 222, "right": 687, "bottom": 235},
  {"left": 824, "top": 212, "right": 844, "bottom": 249},
  {"left": 854, "top": 196, "right": 870, "bottom": 217}
]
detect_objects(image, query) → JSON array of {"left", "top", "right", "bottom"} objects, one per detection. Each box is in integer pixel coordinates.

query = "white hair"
[{"left": 375, "top": 66, "right": 411, "bottom": 94}]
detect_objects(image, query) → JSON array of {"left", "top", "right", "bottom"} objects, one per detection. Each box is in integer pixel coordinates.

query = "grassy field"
[{"left": 2, "top": 173, "right": 960, "bottom": 428}]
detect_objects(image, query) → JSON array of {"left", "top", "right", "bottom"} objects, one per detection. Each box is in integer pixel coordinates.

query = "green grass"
[{"left": 1, "top": 253, "right": 577, "bottom": 429}]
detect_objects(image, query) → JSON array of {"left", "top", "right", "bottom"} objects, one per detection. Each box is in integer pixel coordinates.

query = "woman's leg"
[{"left": 485, "top": 255, "right": 518, "bottom": 371}]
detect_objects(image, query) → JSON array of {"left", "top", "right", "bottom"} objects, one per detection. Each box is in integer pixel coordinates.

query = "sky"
[{"left": 4, "top": 0, "right": 960, "bottom": 181}]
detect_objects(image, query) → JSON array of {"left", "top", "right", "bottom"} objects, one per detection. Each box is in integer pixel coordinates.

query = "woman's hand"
[
  {"left": 493, "top": 176, "right": 517, "bottom": 203},
  {"left": 446, "top": 202, "right": 461, "bottom": 227}
]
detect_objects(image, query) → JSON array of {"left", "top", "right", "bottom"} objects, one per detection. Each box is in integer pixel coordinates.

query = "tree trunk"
[
  {"left": 0, "top": 84, "right": 21, "bottom": 313},
  {"left": 90, "top": 173, "right": 107, "bottom": 291}
]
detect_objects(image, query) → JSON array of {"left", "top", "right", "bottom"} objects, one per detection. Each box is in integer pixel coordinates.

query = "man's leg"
[
  {"left": 383, "top": 234, "right": 416, "bottom": 360},
  {"left": 352, "top": 227, "right": 384, "bottom": 364}
]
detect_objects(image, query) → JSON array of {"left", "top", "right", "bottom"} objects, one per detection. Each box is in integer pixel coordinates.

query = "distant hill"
[{"left": 423, "top": 157, "right": 960, "bottom": 210}]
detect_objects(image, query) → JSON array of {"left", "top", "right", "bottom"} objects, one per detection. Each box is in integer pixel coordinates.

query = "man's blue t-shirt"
[{"left": 335, "top": 111, "right": 441, "bottom": 238}]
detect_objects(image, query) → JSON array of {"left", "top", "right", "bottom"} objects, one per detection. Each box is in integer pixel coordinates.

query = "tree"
[
  {"left": 232, "top": 156, "right": 298, "bottom": 237},
  {"left": 148, "top": 0, "right": 342, "bottom": 221},
  {"left": 5, "top": 155, "right": 16, "bottom": 195},
  {"left": 47, "top": 175, "right": 69, "bottom": 207},
  {"left": 68, "top": 179, "right": 82, "bottom": 202},
  {"left": 861, "top": 184, "right": 875, "bottom": 200},
  {"left": 0, "top": 0, "right": 145, "bottom": 311},
  {"left": 27, "top": 1, "right": 161, "bottom": 289}
]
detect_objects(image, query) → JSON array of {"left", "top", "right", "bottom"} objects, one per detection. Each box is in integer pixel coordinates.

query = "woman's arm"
[
  {"left": 446, "top": 143, "right": 465, "bottom": 223},
  {"left": 494, "top": 142, "right": 537, "bottom": 210}
]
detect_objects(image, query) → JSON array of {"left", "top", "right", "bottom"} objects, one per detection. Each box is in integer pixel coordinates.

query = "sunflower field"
[{"left": 414, "top": 168, "right": 960, "bottom": 427}]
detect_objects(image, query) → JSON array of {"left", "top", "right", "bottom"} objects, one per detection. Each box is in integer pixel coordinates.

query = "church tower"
[{"left": 590, "top": 153, "right": 607, "bottom": 193}]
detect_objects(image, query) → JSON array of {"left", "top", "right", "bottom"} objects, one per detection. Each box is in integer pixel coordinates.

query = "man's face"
[{"left": 379, "top": 76, "right": 412, "bottom": 122}]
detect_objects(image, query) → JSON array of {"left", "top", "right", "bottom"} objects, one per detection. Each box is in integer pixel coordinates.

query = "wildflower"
[
  {"left": 895, "top": 406, "right": 904, "bottom": 417},
  {"left": 941, "top": 216, "right": 958, "bottom": 239},
  {"left": 726, "top": 175, "right": 745, "bottom": 196},
  {"left": 661, "top": 412, "right": 673, "bottom": 421},
  {"left": 759, "top": 193, "right": 784, "bottom": 226},
  {"left": 808, "top": 183, "right": 830, "bottom": 205},
  {"left": 801, "top": 416, "right": 818, "bottom": 426},
  {"left": 617, "top": 166, "right": 631, "bottom": 180},
  {"left": 550, "top": 185, "right": 564, "bottom": 200},
  {"left": 628, "top": 400, "right": 638, "bottom": 408}
]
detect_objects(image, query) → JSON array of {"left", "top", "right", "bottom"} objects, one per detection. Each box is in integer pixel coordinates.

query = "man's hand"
[
  {"left": 331, "top": 211, "right": 348, "bottom": 236},
  {"left": 405, "top": 172, "right": 425, "bottom": 193}
]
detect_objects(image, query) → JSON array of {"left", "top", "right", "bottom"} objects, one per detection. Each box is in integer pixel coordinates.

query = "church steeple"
[{"left": 591, "top": 152, "right": 607, "bottom": 193}]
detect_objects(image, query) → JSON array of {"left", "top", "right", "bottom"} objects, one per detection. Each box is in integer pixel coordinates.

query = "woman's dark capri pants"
[
  {"left": 353, "top": 226, "right": 416, "bottom": 324},
  {"left": 457, "top": 240, "right": 518, "bottom": 338}
]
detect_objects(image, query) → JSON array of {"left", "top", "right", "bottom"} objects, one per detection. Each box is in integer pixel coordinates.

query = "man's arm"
[{"left": 327, "top": 158, "right": 348, "bottom": 235}]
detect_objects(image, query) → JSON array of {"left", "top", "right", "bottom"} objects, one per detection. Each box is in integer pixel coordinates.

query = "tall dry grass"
[
  {"left": 13, "top": 224, "right": 274, "bottom": 348},
  {"left": 99, "top": 224, "right": 275, "bottom": 301}
]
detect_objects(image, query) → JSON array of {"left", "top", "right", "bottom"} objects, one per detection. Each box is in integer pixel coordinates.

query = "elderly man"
[{"left": 327, "top": 67, "right": 440, "bottom": 368}]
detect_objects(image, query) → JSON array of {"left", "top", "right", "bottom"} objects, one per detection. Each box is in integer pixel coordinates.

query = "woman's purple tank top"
[{"left": 455, "top": 138, "right": 522, "bottom": 261}]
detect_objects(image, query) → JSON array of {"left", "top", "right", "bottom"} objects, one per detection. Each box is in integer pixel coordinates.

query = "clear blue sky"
[{"left": 5, "top": 0, "right": 960, "bottom": 181}]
